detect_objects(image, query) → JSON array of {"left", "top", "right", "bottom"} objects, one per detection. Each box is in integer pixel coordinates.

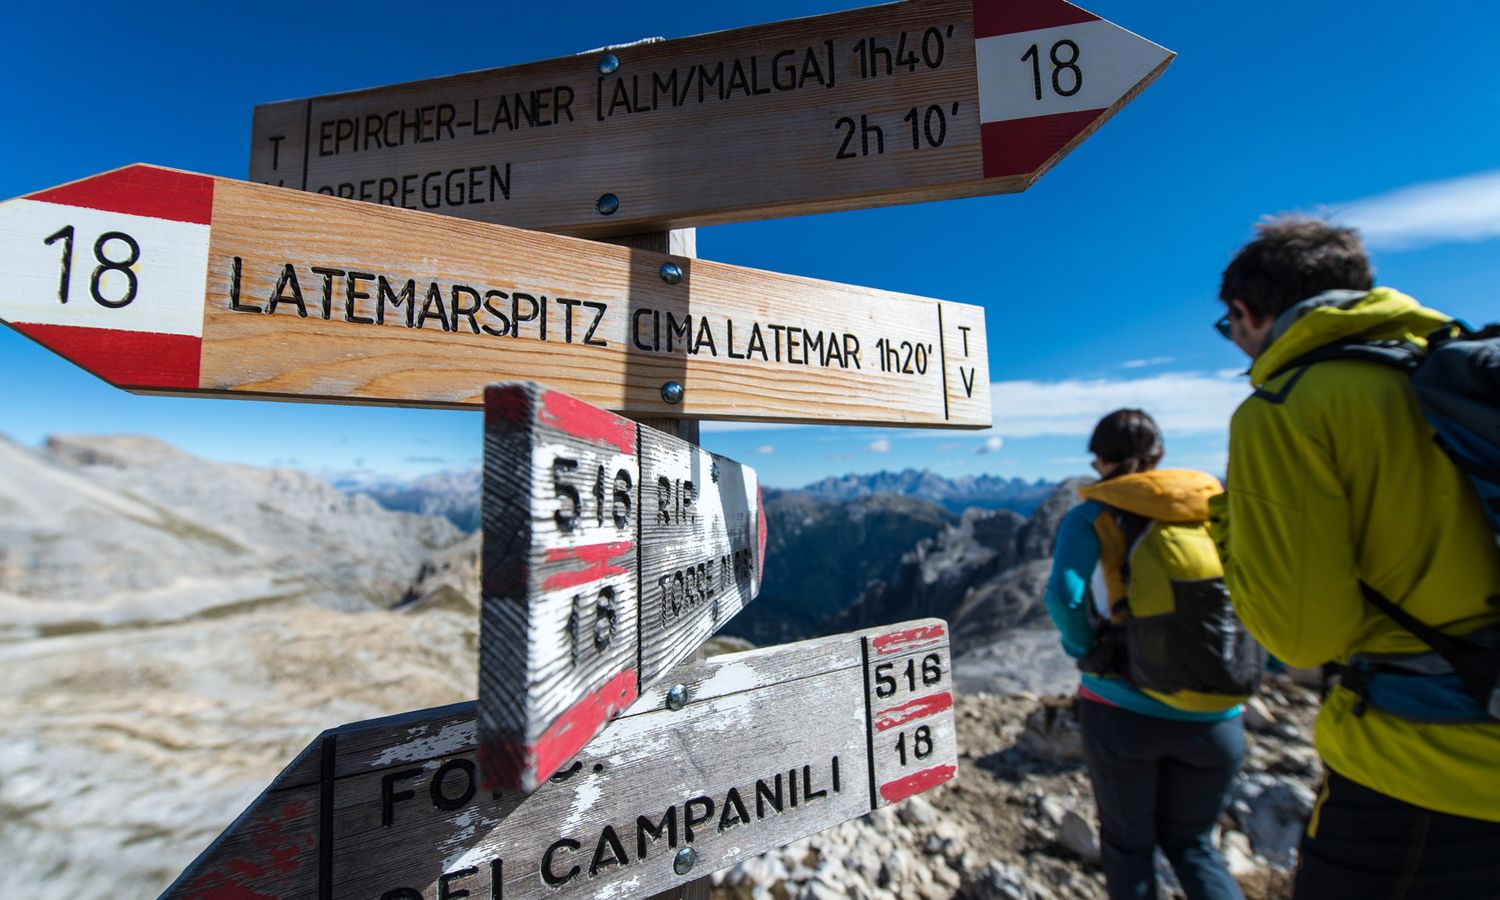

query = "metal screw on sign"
[
  {"left": 598, "top": 53, "right": 620, "bottom": 75},
  {"left": 666, "top": 684, "right": 688, "bottom": 710},
  {"left": 674, "top": 847, "right": 697, "bottom": 875},
  {"left": 595, "top": 193, "right": 620, "bottom": 216},
  {"left": 660, "top": 381, "right": 684, "bottom": 405},
  {"left": 659, "top": 262, "right": 683, "bottom": 284}
]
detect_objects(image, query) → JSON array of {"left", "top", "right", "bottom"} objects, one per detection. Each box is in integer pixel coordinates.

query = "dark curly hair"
[{"left": 1219, "top": 217, "right": 1374, "bottom": 320}]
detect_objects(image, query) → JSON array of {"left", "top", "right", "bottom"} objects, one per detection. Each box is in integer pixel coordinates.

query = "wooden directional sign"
[
  {"left": 249, "top": 0, "right": 1172, "bottom": 236},
  {"left": 0, "top": 166, "right": 990, "bottom": 427},
  {"left": 161, "top": 619, "right": 959, "bottom": 900},
  {"left": 480, "top": 382, "right": 765, "bottom": 794}
]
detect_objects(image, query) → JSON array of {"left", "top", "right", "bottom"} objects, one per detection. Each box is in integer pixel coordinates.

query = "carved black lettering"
[
  {"left": 542, "top": 839, "right": 581, "bottom": 886},
  {"left": 802, "top": 763, "right": 828, "bottom": 802},
  {"left": 666, "top": 311, "right": 691, "bottom": 354},
  {"left": 381, "top": 768, "right": 421, "bottom": 827},
  {"left": 726, "top": 320, "right": 746, "bottom": 359},
  {"left": 511, "top": 293, "right": 540, "bottom": 339},
  {"left": 632, "top": 308, "right": 654, "bottom": 351},
  {"left": 683, "top": 796, "right": 715, "bottom": 842},
  {"left": 755, "top": 774, "right": 784, "bottom": 818},
  {"left": 582, "top": 301, "right": 607, "bottom": 347},
  {"left": 637, "top": 807, "right": 679, "bottom": 858},
  {"left": 228, "top": 257, "right": 262, "bottom": 313},
  {"left": 557, "top": 297, "right": 581, "bottom": 343},
  {"left": 768, "top": 324, "right": 786, "bottom": 362},
  {"left": 746, "top": 322, "right": 768, "bottom": 361},
  {"left": 589, "top": 824, "right": 629, "bottom": 876},
  {"left": 844, "top": 334, "right": 861, "bottom": 369},
  {"left": 345, "top": 271, "right": 375, "bottom": 325},
  {"left": 378, "top": 277, "right": 417, "bottom": 327},
  {"left": 430, "top": 758, "right": 477, "bottom": 811},
  {"left": 267, "top": 264, "right": 307, "bottom": 317},
  {"left": 490, "top": 164, "right": 511, "bottom": 201},
  {"left": 481, "top": 290, "right": 511, "bottom": 336},
  {"left": 719, "top": 787, "right": 751, "bottom": 831},
  {"left": 437, "top": 866, "right": 477, "bottom": 900},
  {"left": 802, "top": 329, "right": 823, "bottom": 366},
  {"left": 308, "top": 266, "right": 344, "bottom": 320},
  {"left": 416, "top": 282, "right": 452, "bottom": 332},
  {"left": 451, "top": 285, "right": 482, "bottom": 334},
  {"left": 961, "top": 367, "right": 976, "bottom": 397}
]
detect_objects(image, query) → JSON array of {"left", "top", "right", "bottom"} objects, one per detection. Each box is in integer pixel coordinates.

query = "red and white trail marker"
[
  {"left": 161, "top": 620, "right": 959, "bottom": 900},
  {"left": 0, "top": 166, "right": 991, "bottom": 428},
  {"left": 248, "top": 0, "right": 1171, "bottom": 236},
  {"left": 480, "top": 382, "right": 767, "bottom": 794}
]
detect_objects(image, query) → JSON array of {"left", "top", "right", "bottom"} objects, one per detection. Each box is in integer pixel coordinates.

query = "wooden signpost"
[
  {"left": 0, "top": 165, "right": 990, "bottom": 428},
  {"left": 249, "top": 0, "right": 1172, "bottom": 237},
  {"left": 160, "top": 619, "right": 959, "bottom": 900},
  {"left": 479, "top": 382, "right": 765, "bottom": 793}
]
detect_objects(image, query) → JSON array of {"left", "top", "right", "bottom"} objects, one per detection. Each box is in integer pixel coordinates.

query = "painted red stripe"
[
  {"left": 872, "top": 623, "right": 946, "bottom": 656},
  {"left": 11, "top": 323, "right": 200, "bottom": 390},
  {"left": 880, "top": 764, "right": 956, "bottom": 804},
  {"left": 542, "top": 542, "right": 633, "bottom": 591},
  {"left": 480, "top": 667, "right": 640, "bottom": 792},
  {"left": 972, "top": 0, "right": 1097, "bottom": 39},
  {"left": 484, "top": 383, "right": 534, "bottom": 428},
  {"left": 756, "top": 485, "right": 767, "bottom": 584},
  {"left": 27, "top": 164, "right": 214, "bottom": 226},
  {"left": 980, "top": 109, "right": 1103, "bottom": 179},
  {"left": 540, "top": 388, "right": 636, "bottom": 455},
  {"left": 874, "top": 692, "right": 954, "bottom": 731}
]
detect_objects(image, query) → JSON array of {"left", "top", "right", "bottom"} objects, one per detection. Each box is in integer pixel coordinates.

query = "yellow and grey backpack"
[{"left": 1077, "top": 470, "right": 1265, "bottom": 712}]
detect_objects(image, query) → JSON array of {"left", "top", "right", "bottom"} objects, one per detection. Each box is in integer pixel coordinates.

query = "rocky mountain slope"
[
  {"left": 0, "top": 435, "right": 463, "bottom": 639},
  {"left": 0, "top": 439, "right": 1319, "bottom": 899},
  {"left": 839, "top": 479, "right": 1086, "bottom": 652}
]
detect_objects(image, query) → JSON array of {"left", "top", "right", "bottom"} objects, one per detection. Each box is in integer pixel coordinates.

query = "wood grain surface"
[
  {"left": 2, "top": 166, "right": 991, "bottom": 427},
  {"left": 248, "top": 0, "right": 1171, "bottom": 237},
  {"left": 479, "top": 383, "right": 765, "bottom": 794},
  {"left": 159, "top": 619, "right": 959, "bottom": 900}
]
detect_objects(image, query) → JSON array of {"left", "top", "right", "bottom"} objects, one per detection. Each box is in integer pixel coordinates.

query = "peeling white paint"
[{"left": 373, "top": 720, "right": 475, "bottom": 766}]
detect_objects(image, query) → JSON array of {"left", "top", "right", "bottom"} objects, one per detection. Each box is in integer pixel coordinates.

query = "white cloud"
[
  {"left": 1337, "top": 169, "right": 1500, "bottom": 250},
  {"left": 975, "top": 436, "right": 1005, "bottom": 454},
  {"left": 868, "top": 438, "right": 892, "bottom": 454},
  {"left": 1121, "top": 356, "right": 1175, "bottom": 369},
  {"left": 754, "top": 445, "right": 775, "bottom": 455},
  {"left": 984, "top": 371, "right": 1249, "bottom": 439}
]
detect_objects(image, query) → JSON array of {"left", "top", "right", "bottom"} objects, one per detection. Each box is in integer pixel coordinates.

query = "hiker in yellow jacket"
[{"left": 1212, "top": 217, "right": 1500, "bottom": 897}]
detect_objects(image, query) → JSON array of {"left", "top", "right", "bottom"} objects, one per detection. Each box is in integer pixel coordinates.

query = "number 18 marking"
[{"left": 42, "top": 225, "right": 141, "bottom": 309}]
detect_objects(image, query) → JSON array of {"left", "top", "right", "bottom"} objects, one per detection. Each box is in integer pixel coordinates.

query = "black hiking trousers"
[
  {"left": 1293, "top": 769, "right": 1500, "bottom": 899},
  {"left": 1078, "top": 698, "right": 1246, "bottom": 900}
]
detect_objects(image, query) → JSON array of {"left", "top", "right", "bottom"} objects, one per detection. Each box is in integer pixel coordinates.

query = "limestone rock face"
[{"left": 0, "top": 435, "right": 462, "bottom": 637}]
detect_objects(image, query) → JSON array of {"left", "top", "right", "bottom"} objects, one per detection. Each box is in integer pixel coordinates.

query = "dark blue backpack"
[{"left": 1277, "top": 321, "right": 1500, "bottom": 720}]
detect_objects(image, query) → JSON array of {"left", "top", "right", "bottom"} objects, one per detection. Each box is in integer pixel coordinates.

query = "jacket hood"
[
  {"left": 1249, "top": 288, "right": 1451, "bottom": 387},
  {"left": 1076, "top": 469, "right": 1223, "bottom": 523}
]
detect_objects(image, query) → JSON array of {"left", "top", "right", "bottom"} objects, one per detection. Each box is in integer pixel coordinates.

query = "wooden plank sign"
[
  {"left": 161, "top": 619, "right": 958, "bottom": 900},
  {"left": 249, "top": 0, "right": 1172, "bottom": 236},
  {"left": 0, "top": 166, "right": 990, "bottom": 427},
  {"left": 480, "top": 382, "right": 765, "bottom": 794}
]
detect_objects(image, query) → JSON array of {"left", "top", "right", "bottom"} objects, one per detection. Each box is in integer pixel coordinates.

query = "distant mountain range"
[
  {"left": 337, "top": 466, "right": 1059, "bottom": 533},
  {"left": 795, "top": 469, "right": 1059, "bottom": 516}
]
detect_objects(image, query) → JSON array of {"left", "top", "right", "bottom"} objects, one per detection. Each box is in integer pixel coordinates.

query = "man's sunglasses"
[{"left": 1214, "top": 313, "right": 1234, "bottom": 341}]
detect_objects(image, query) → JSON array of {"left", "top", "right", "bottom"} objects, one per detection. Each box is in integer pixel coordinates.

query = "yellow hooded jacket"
[{"left": 1213, "top": 287, "right": 1500, "bottom": 821}]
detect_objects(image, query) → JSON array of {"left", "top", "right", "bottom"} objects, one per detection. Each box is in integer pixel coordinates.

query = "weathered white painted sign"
[
  {"left": 0, "top": 165, "right": 991, "bottom": 427},
  {"left": 480, "top": 382, "right": 765, "bottom": 793},
  {"left": 160, "top": 619, "right": 960, "bottom": 899},
  {"left": 248, "top": 0, "right": 1172, "bottom": 237}
]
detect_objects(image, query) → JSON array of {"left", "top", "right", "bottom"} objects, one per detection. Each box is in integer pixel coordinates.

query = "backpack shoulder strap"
[{"left": 1269, "top": 339, "right": 1423, "bottom": 382}]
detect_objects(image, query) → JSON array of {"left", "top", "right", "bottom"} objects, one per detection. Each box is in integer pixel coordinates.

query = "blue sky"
[{"left": 3, "top": 1, "right": 1498, "bottom": 488}]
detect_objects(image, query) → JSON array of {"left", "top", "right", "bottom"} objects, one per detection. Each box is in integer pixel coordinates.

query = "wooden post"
[{"left": 609, "top": 227, "right": 709, "bottom": 900}]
